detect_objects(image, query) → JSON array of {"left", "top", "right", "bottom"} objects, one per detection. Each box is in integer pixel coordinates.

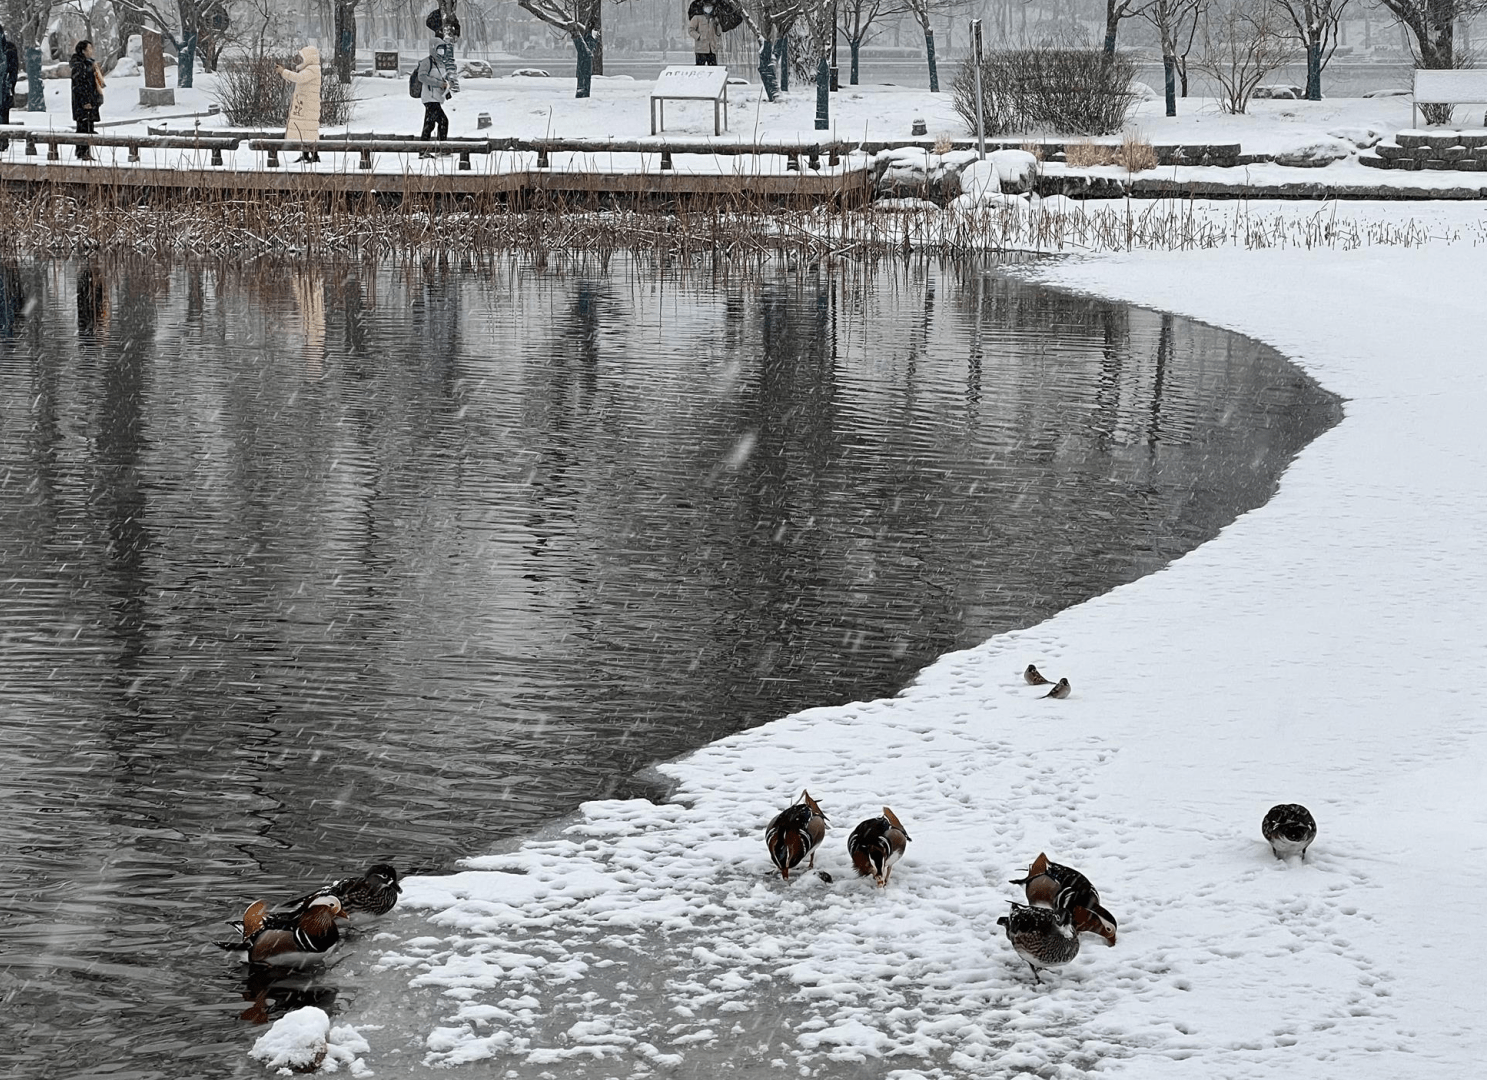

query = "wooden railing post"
[{"left": 359, "top": 148, "right": 372, "bottom": 170}]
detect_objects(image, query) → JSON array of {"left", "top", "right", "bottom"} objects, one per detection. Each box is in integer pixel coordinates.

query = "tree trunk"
[
  {"left": 758, "top": 37, "right": 778, "bottom": 101},
  {"left": 850, "top": 38, "right": 860, "bottom": 84},
  {"left": 1162, "top": 53, "right": 1175, "bottom": 116},
  {"left": 924, "top": 28, "right": 938, "bottom": 93},
  {"left": 334, "top": 2, "right": 357, "bottom": 85},
  {"left": 25, "top": 46, "right": 44, "bottom": 111},
  {"left": 1305, "top": 39, "right": 1321, "bottom": 100},
  {"left": 178, "top": 31, "right": 197, "bottom": 89},
  {"left": 775, "top": 37, "right": 788, "bottom": 91},
  {"left": 572, "top": 29, "right": 593, "bottom": 98}
]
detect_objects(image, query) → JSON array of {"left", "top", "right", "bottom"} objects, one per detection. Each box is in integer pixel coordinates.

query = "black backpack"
[{"left": 408, "top": 57, "right": 424, "bottom": 98}]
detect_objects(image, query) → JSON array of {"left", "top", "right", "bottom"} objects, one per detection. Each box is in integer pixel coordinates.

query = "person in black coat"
[
  {"left": 1, "top": 21, "right": 21, "bottom": 143},
  {"left": 70, "top": 40, "right": 103, "bottom": 159}
]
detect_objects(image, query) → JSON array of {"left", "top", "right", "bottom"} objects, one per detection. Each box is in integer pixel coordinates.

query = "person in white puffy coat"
[{"left": 277, "top": 45, "right": 322, "bottom": 163}]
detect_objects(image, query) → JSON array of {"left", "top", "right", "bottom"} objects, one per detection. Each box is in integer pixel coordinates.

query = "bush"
[
  {"left": 214, "top": 56, "right": 355, "bottom": 128},
  {"left": 951, "top": 49, "right": 1138, "bottom": 137}
]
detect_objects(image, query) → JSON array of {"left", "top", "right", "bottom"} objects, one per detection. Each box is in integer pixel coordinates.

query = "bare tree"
[
  {"left": 12, "top": 0, "right": 54, "bottom": 110},
  {"left": 1103, "top": 0, "right": 1141, "bottom": 53},
  {"left": 902, "top": 0, "right": 972, "bottom": 91},
  {"left": 836, "top": 0, "right": 903, "bottom": 85},
  {"left": 1376, "top": 0, "right": 1486, "bottom": 120},
  {"left": 516, "top": 0, "right": 606, "bottom": 97},
  {"left": 736, "top": 0, "right": 803, "bottom": 101},
  {"left": 1275, "top": 0, "right": 1349, "bottom": 99},
  {"left": 1196, "top": 0, "right": 1295, "bottom": 113},
  {"left": 1137, "top": 0, "right": 1205, "bottom": 115}
]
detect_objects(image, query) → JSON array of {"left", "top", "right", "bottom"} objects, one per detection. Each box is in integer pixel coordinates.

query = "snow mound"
[
  {"left": 955, "top": 159, "right": 1001, "bottom": 200},
  {"left": 1328, "top": 126, "right": 1385, "bottom": 149},
  {"left": 1129, "top": 81, "right": 1159, "bottom": 101},
  {"left": 249, "top": 1008, "right": 373, "bottom": 1075}
]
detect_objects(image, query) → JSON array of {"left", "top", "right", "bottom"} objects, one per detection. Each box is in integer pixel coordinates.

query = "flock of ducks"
[
  {"left": 762, "top": 777, "right": 1317, "bottom": 983},
  {"left": 214, "top": 691, "right": 1318, "bottom": 989}
]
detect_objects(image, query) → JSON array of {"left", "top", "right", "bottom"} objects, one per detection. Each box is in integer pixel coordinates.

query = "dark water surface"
[{"left": 0, "top": 255, "right": 1338, "bottom": 1078}]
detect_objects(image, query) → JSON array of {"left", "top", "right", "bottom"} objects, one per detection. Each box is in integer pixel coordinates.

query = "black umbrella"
[{"left": 687, "top": 0, "right": 743, "bottom": 33}]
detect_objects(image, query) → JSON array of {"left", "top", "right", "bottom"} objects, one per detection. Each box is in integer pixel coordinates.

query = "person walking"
[
  {"left": 70, "top": 40, "right": 103, "bottom": 160},
  {"left": 277, "top": 45, "right": 322, "bottom": 163},
  {"left": 688, "top": 5, "right": 721, "bottom": 66},
  {"left": 416, "top": 40, "right": 451, "bottom": 155}
]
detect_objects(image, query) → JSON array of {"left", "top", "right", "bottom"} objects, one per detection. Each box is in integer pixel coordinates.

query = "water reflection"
[{"left": 0, "top": 255, "right": 1340, "bottom": 1078}]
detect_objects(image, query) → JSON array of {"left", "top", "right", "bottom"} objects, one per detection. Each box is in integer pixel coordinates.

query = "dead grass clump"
[
  {"left": 1113, "top": 132, "right": 1158, "bottom": 172},
  {"left": 932, "top": 134, "right": 955, "bottom": 155},
  {"left": 1064, "top": 141, "right": 1117, "bottom": 167},
  {"left": 1019, "top": 142, "right": 1047, "bottom": 162}
]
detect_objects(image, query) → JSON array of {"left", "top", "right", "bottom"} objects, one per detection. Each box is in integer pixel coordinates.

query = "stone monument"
[{"left": 140, "top": 30, "right": 176, "bottom": 107}]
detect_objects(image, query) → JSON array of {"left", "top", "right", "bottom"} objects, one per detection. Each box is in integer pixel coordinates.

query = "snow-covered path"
[{"left": 328, "top": 243, "right": 1486, "bottom": 1078}]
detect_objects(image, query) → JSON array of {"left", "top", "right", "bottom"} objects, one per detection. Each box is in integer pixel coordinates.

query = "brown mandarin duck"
[
  {"left": 847, "top": 807, "right": 911, "bottom": 887},
  {"left": 217, "top": 895, "right": 348, "bottom": 967},
  {"left": 1262, "top": 803, "right": 1317, "bottom": 861},
  {"left": 1010, "top": 852, "right": 1117, "bottom": 946},
  {"left": 765, "top": 790, "right": 828, "bottom": 880}
]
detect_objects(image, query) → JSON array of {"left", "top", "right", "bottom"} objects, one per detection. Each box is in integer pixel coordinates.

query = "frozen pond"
[{"left": 0, "top": 255, "right": 1339, "bottom": 1078}]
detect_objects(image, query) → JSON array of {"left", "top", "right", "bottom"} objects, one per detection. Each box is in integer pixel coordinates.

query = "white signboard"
[
  {"left": 653, "top": 65, "right": 730, "bottom": 100},
  {"left": 650, "top": 66, "right": 731, "bottom": 135}
]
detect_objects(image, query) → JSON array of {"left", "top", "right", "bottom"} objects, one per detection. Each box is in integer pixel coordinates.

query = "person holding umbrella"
[{"left": 687, "top": 2, "right": 721, "bottom": 66}]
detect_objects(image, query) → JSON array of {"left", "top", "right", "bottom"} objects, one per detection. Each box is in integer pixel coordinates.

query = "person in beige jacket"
[
  {"left": 687, "top": 6, "right": 720, "bottom": 65},
  {"left": 277, "top": 45, "right": 322, "bottom": 163}
]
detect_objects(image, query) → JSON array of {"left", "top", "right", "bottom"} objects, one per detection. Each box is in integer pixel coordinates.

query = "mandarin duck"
[
  {"left": 1043, "top": 678, "right": 1071, "bottom": 699},
  {"left": 1010, "top": 852, "right": 1117, "bottom": 946},
  {"left": 272, "top": 863, "right": 402, "bottom": 922},
  {"left": 1262, "top": 803, "right": 1317, "bottom": 861},
  {"left": 217, "top": 895, "right": 348, "bottom": 967},
  {"left": 997, "top": 900, "right": 1081, "bottom": 982},
  {"left": 765, "top": 790, "right": 828, "bottom": 880},
  {"left": 847, "top": 807, "right": 910, "bottom": 887},
  {"left": 1023, "top": 664, "right": 1051, "bottom": 686}
]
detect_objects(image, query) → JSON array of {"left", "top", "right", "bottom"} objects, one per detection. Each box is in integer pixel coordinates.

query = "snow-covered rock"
[
  {"left": 459, "top": 59, "right": 493, "bottom": 78},
  {"left": 1254, "top": 84, "right": 1304, "bottom": 100},
  {"left": 956, "top": 158, "right": 1001, "bottom": 201},
  {"left": 250, "top": 1007, "right": 329, "bottom": 1073},
  {"left": 987, "top": 148, "right": 1039, "bottom": 193},
  {"left": 1328, "top": 125, "right": 1385, "bottom": 149},
  {"left": 511, "top": 68, "right": 550, "bottom": 78},
  {"left": 1129, "top": 80, "right": 1159, "bottom": 102},
  {"left": 109, "top": 57, "right": 141, "bottom": 78},
  {"left": 1362, "top": 87, "right": 1411, "bottom": 97},
  {"left": 248, "top": 1008, "right": 372, "bottom": 1075},
  {"left": 1273, "top": 136, "right": 1354, "bottom": 166},
  {"left": 949, "top": 189, "right": 1030, "bottom": 215}
]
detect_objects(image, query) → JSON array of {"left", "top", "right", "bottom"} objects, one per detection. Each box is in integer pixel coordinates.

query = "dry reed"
[
  {"left": 0, "top": 182, "right": 1458, "bottom": 261},
  {"left": 1065, "top": 141, "right": 1117, "bottom": 167},
  {"left": 1113, "top": 132, "right": 1158, "bottom": 173}
]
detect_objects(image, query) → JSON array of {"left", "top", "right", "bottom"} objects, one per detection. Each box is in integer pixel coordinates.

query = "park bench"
[
  {"left": 649, "top": 66, "right": 730, "bottom": 137},
  {"left": 249, "top": 138, "right": 487, "bottom": 171},
  {"left": 1412, "top": 69, "right": 1487, "bottom": 128},
  {"left": 21, "top": 132, "right": 240, "bottom": 166}
]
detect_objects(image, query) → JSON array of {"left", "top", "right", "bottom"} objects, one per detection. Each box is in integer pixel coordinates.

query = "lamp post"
[{"left": 970, "top": 19, "right": 985, "bottom": 159}]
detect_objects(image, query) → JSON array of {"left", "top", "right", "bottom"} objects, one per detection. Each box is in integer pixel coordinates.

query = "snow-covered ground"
[
  {"left": 229, "top": 221, "right": 1487, "bottom": 1078},
  {"left": 0, "top": 66, "right": 1446, "bottom": 157}
]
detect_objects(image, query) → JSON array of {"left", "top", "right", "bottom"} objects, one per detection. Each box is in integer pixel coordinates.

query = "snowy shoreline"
[{"left": 271, "top": 234, "right": 1487, "bottom": 1078}]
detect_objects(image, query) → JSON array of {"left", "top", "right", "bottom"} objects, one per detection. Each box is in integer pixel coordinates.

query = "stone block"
[
  {"left": 1374, "top": 142, "right": 1406, "bottom": 160},
  {"left": 1423, "top": 131, "right": 1461, "bottom": 150},
  {"left": 1438, "top": 145, "right": 1469, "bottom": 160},
  {"left": 1458, "top": 129, "right": 1487, "bottom": 148},
  {"left": 1357, "top": 154, "right": 1386, "bottom": 169},
  {"left": 1395, "top": 130, "right": 1429, "bottom": 148},
  {"left": 1422, "top": 159, "right": 1452, "bottom": 170},
  {"left": 139, "top": 87, "right": 176, "bottom": 107}
]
